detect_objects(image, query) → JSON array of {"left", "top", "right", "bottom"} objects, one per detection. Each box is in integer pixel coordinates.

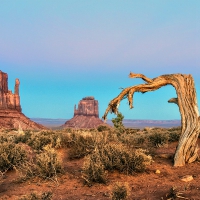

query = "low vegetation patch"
[
  {"left": 67, "top": 133, "right": 96, "bottom": 159},
  {"left": 36, "top": 146, "right": 63, "bottom": 179},
  {"left": 15, "top": 131, "right": 63, "bottom": 151},
  {"left": 82, "top": 143, "right": 152, "bottom": 185},
  {"left": 82, "top": 149, "right": 107, "bottom": 186},
  {"left": 0, "top": 142, "right": 27, "bottom": 172},
  {"left": 0, "top": 125, "right": 184, "bottom": 189},
  {"left": 148, "top": 132, "right": 168, "bottom": 147}
]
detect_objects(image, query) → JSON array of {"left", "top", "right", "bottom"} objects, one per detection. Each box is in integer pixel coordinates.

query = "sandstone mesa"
[{"left": 62, "top": 96, "right": 106, "bottom": 128}]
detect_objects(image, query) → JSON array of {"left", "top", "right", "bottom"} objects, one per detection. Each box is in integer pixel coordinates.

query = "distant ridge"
[{"left": 31, "top": 118, "right": 181, "bottom": 128}]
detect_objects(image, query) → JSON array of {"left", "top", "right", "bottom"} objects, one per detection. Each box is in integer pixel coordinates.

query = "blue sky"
[{"left": 0, "top": 1, "right": 199, "bottom": 120}]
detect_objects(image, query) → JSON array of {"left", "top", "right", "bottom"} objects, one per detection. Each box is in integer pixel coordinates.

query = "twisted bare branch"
[{"left": 103, "top": 72, "right": 200, "bottom": 166}]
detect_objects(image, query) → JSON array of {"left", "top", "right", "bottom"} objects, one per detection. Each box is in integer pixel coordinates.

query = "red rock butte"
[
  {"left": 62, "top": 96, "right": 106, "bottom": 129},
  {"left": 0, "top": 70, "right": 44, "bottom": 130}
]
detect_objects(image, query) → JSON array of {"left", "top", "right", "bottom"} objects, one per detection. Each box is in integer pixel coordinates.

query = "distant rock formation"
[
  {"left": 0, "top": 71, "right": 21, "bottom": 112},
  {"left": 0, "top": 70, "right": 44, "bottom": 130},
  {"left": 62, "top": 96, "right": 106, "bottom": 129},
  {"left": 74, "top": 96, "right": 99, "bottom": 117}
]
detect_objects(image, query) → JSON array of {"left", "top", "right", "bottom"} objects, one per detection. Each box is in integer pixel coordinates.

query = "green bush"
[
  {"left": 0, "top": 142, "right": 27, "bottom": 172},
  {"left": 111, "top": 182, "right": 129, "bottom": 200},
  {"left": 112, "top": 112, "right": 125, "bottom": 134}
]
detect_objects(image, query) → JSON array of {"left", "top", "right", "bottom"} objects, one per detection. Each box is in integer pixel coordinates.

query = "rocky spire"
[
  {"left": 0, "top": 70, "right": 44, "bottom": 130},
  {"left": 15, "top": 78, "right": 20, "bottom": 95},
  {"left": 0, "top": 71, "right": 21, "bottom": 112}
]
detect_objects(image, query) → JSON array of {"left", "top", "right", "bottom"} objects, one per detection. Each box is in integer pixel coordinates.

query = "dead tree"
[{"left": 103, "top": 73, "right": 200, "bottom": 166}]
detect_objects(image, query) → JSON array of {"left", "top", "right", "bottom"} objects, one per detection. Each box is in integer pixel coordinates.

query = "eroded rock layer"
[{"left": 62, "top": 96, "right": 105, "bottom": 129}]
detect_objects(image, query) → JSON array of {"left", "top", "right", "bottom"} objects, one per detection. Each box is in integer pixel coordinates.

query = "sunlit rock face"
[
  {"left": 62, "top": 96, "right": 106, "bottom": 129},
  {"left": 0, "top": 71, "right": 45, "bottom": 130}
]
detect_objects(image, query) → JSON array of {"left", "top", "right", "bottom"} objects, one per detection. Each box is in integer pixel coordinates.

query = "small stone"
[
  {"left": 155, "top": 170, "right": 161, "bottom": 174},
  {"left": 159, "top": 154, "right": 171, "bottom": 159},
  {"left": 180, "top": 175, "right": 193, "bottom": 182}
]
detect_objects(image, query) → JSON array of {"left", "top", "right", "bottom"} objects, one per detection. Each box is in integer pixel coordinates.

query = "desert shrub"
[
  {"left": 15, "top": 130, "right": 32, "bottom": 144},
  {"left": 82, "top": 144, "right": 152, "bottom": 185},
  {"left": 89, "top": 128, "right": 96, "bottom": 132},
  {"left": 17, "top": 160, "right": 36, "bottom": 180},
  {"left": 0, "top": 134, "right": 17, "bottom": 143},
  {"left": 149, "top": 132, "right": 168, "bottom": 147},
  {"left": 0, "top": 135, "right": 9, "bottom": 143},
  {"left": 125, "top": 128, "right": 140, "bottom": 134},
  {"left": 36, "top": 146, "right": 63, "bottom": 179},
  {"left": 0, "top": 142, "right": 27, "bottom": 172},
  {"left": 19, "top": 191, "right": 53, "bottom": 200},
  {"left": 168, "top": 131, "right": 180, "bottom": 142},
  {"left": 68, "top": 133, "right": 96, "bottom": 159},
  {"left": 168, "top": 126, "right": 181, "bottom": 132},
  {"left": 99, "top": 144, "right": 152, "bottom": 174},
  {"left": 64, "top": 128, "right": 73, "bottom": 133},
  {"left": 135, "top": 135, "right": 145, "bottom": 144},
  {"left": 117, "top": 133, "right": 146, "bottom": 148},
  {"left": 28, "top": 135, "right": 51, "bottom": 151},
  {"left": 111, "top": 182, "right": 129, "bottom": 200},
  {"left": 15, "top": 131, "right": 63, "bottom": 151},
  {"left": 82, "top": 149, "right": 107, "bottom": 186}
]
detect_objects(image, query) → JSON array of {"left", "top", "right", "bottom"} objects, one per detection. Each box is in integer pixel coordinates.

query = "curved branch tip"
[{"left": 168, "top": 98, "right": 178, "bottom": 105}]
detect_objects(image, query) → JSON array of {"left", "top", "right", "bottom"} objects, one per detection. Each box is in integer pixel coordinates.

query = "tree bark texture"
[{"left": 103, "top": 73, "right": 200, "bottom": 166}]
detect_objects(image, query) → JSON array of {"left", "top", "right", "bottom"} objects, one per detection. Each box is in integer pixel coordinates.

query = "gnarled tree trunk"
[{"left": 103, "top": 73, "right": 200, "bottom": 166}]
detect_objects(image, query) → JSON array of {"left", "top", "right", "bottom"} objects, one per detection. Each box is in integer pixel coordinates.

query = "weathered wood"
[{"left": 103, "top": 73, "right": 200, "bottom": 166}]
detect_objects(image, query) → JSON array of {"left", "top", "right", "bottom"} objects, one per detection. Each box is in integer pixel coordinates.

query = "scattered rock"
[
  {"left": 155, "top": 170, "right": 161, "bottom": 174},
  {"left": 180, "top": 175, "right": 193, "bottom": 182}
]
